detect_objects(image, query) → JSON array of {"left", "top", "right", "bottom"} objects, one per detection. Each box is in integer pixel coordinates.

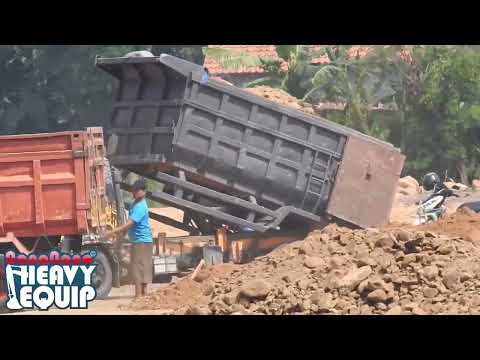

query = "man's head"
[{"left": 132, "top": 179, "right": 147, "bottom": 200}]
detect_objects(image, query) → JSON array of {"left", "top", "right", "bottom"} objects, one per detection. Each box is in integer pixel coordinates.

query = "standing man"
[{"left": 105, "top": 179, "right": 153, "bottom": 298}]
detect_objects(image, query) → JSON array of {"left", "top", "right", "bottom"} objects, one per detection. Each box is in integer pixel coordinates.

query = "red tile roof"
[
  {"left": 204, "top": 45, "right": 280, "bottom": 75},
  {"left": 204, "top": 45, "right": 412, "bottom": 75}
]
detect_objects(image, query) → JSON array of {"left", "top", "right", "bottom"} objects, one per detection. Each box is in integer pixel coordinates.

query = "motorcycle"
[{"left": 414, "top": 183, "right": 459, "bottom": 225}]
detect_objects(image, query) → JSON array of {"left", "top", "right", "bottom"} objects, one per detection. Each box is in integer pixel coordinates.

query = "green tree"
[
  {"left": 0, "top": 45, "right": 144, "bottom": 135},
  {"left": 203, "top": 45, "right": 324, "bottom": 99},
  {"left": 304, "top": 45, "right": 403, "bottom": 137},
  {"left": 402, "top": 46, "right": 480, "bottom": 183}
]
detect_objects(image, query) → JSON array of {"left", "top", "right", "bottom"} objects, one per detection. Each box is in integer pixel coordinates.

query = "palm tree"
[{"left": 303, "top": 45, "right": 405, "bottom": 136}]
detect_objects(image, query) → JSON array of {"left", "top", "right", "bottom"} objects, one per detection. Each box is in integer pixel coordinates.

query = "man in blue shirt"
[
  {"left": 105, "top": 179, "right": 153, "bottom": 298},
  {"left": 201, "top": 67, "right": 209, "bottom": 84}
]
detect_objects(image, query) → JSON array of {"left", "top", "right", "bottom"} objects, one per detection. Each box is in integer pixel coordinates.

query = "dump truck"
[
  {"left": 0, "top": 53, "right": 406, "bottom": 310},
  {"left": 96, "top": 53, "right": 406, "bottom": 262},
  {"left": 0, "top": 127, "right": 127, "bottom": 309}
]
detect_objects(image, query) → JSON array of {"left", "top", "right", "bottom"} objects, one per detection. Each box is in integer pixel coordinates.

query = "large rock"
[
  {"left": 423, "top": 287, "right": 439, "bottom": 298},
  {"left": 239, "top": 280, "right": 272, "bottom": 300},
  {"left": 366, "top": 289, "right": 388, "bottom": 303},
  {"left": 310, "top": 291, "right": 333, "bottom": 312},
  {"left": 203, "top": 284, "right": 214, "bottom": 296},
  {"left": 438, "top": 244, "right": 455, "bottom": 255},
  {"left": 398, "top": 176, "right": 419, "bottom": 189},
  {"left": 330, "top": 255, "right": 346, "bottom": 269},
  {"left": 402, "top": 254, "right": 417, "bottom": 267},
  {"left": 338, "top": 266, "right": 372, "bottom": 290},
  {"left": 385, "top": 305, "right": 402, "bottom": 315},
  {"left": 376, "top": 234, "right": 394, "bottom": 248},
  {"left": 304, "top": 256, "right": 324, "bottom": 269},
  {"left": 396, "top": 231, "right": 411, "bottom": 243},
  {"left": 442, "top": 269, "right": 460, "bottom": 290},
  {"left": 423, "top": 265, "right": 439, "bottom": 280},
  {"left": 299, "top": 241, "right": 315, "bottom": 255}
]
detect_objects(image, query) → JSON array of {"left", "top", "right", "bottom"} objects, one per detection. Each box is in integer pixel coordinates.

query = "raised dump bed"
[{"left": 96, "top": 54, "right": 405, "bottom": 232}]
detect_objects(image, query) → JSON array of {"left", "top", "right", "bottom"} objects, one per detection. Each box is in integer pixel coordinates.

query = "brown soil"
[
  {"left": 244, "top": 86, "right": 316, "bottom": 115},
  {"left": 149, "top": 207, "right": 189, "bottom": 238},
  {"left": 419, "top": 207, "right": 480, "bottom": 239},
  {"left": 128, "top": 263, "right": 238, "bottom": 313},
  {"left": 127, "top": 206, "right": 480, "bottom": 315}
]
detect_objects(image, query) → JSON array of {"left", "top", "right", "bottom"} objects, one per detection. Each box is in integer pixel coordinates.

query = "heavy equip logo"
[{"left": 2, "top": 251, "right": 97, "bottom": 311}]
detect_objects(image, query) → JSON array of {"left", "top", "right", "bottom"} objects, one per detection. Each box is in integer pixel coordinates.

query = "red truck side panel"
[{"left": 0, "top": 128, "right": 105, "bottom": 238}]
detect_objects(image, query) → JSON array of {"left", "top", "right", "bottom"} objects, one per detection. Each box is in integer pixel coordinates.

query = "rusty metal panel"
[
  {"left": 85, "top": 127, "right": 109, "bottom": 231},
  {"left": 326, "top": 136, "right": 405, "bottom": 228},
  {"left": 0, "top": 129, "right": 107, "bottom": 238}
]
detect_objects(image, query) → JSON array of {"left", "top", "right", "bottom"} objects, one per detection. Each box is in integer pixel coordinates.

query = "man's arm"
[
  {"left": 0, "top": 232, "right": 32, "bottom": 254},
  {"left": 104, "top": 219, "right": 134, "bottom": 239}
]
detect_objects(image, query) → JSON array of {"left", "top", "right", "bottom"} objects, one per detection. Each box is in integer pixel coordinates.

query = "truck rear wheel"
[{"left": 83, "top": 249, "right": 113, "bottom": 300}]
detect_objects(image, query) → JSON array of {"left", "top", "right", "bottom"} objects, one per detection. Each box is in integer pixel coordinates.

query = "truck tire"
[{"left": 83, "top": 249, "right": 113, "bottom": 300}]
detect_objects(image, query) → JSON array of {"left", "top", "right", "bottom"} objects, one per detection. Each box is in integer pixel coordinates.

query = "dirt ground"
[
  {"left": 5, "top": 185, "right": 480, "bottom": 316},
  {"left": 3, "top": 283, "right": 170, "bottom": 315}
]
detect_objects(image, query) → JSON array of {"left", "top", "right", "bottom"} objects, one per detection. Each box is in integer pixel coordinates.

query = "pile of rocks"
[
  {"left": 199, "top": 221, "right": 480, "bottom": 315},
  {"left": 129, "top": 209, "right": 480, "bottom": 315},
  {"left": 396, "top": 176, "right": 421, "bottom": 197}
]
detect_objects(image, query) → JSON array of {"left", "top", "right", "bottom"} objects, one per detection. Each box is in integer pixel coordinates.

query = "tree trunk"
[
  {"left": 345, "top": 101, "right": 369, "bottom": 135},
  {"left": 456, "top": 159, "right": 469, "bottom": 185}
]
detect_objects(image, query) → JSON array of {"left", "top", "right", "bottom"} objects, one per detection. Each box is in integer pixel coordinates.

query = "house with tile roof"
[{"left": 203, "top": 45, "right": 330, "bottom": 87}]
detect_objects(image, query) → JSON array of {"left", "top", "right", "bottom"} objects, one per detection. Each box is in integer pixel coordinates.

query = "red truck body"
[{"left": 0, "top": 127, "right": 108, "bottom": 238}]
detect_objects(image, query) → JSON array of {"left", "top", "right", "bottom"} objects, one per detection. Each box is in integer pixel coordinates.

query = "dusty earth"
[
  {"left": 3, "top": 284, "right": 169, "bottom": 315},
  {"left": 5, "top": 181, "right": 480, "bottom": 316},
  {"left": 127, "top": 206, "right": 480, "bottom": 315}
]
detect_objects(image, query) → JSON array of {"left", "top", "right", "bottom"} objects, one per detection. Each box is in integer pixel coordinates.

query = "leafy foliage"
[
  {"left": 203, "top": 45, "right": 323, "bottom": 98},
  {"left": 0, "top": 45, "right": 150, "bottom": 135},
  {"left": 402, "top": 46, "right": 480, "bottom": 182}
]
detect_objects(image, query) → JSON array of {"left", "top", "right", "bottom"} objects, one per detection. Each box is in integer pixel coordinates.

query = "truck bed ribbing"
[{"left": 97, "top": 54, "right": 405, "bottom": 232}]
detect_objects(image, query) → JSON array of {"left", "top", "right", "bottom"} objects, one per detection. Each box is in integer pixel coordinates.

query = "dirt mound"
[
  {"left": 127, "top": 263, "right": 238, "bottom": 313},
  {"left": 387, "top": 206, "right": 480, "bottom": 240},
  {"left": 244, "top": 86, "right": 316, "bottom": 115},
  {"left": 127, "top": 209, "right": 480, "bottom": 315}
]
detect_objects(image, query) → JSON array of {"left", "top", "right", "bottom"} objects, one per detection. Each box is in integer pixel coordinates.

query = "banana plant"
[
  {"left": 303, "top": 45, "right": 403, "bottom": 135},
  {"left": 203, "top": 45, "right": 322, "bottom": 98}
]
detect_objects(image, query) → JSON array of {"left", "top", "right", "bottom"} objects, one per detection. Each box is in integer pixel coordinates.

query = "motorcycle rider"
[{"left": 419, "top": 172, "right": 459, "bottom": 223}]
